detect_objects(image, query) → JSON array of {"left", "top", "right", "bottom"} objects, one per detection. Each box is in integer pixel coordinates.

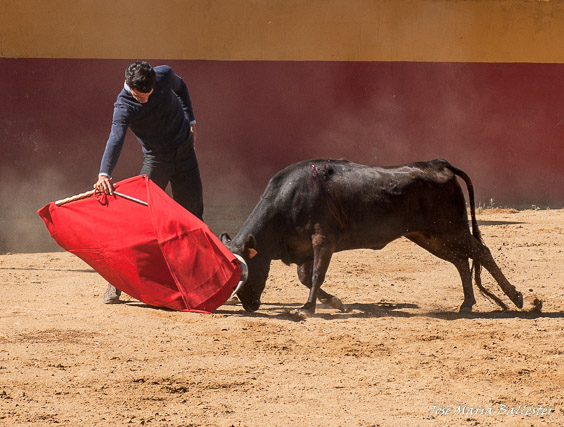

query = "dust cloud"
[
  {"left": 0, "top": 161, "right": 257, "bottom": 254},
  {"left": 0, "top": 167, "right": 78, "bottom": 253}
]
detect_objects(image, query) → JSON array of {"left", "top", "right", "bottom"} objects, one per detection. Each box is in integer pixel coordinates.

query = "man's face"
[{"left": 130, "top": 87, "right": 153, "bottom": 104}]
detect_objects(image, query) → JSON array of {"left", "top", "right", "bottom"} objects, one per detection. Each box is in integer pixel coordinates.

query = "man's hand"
[{"left": 94, "top": 175, "right": 114, "bottom": 195}]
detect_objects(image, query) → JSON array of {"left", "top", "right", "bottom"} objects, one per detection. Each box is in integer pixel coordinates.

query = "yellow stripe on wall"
[{"left": 2, "top": 0, "right": 564, "bottom": 63}]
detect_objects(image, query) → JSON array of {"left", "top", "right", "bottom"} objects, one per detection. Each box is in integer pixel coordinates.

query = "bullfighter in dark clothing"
[{"left": 94, "top": 61, "right": 204, "bottom": 304}]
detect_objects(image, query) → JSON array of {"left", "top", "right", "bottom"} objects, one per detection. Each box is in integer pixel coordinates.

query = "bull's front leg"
[
  {"left": 297, "top": 234, "right": 336, "bottom": 318},
  {"left": 297, "top": 262, "right": 346, "bottom": 312}
]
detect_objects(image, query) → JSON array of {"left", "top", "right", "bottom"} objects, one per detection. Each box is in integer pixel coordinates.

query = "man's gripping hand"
[{"left": 94, "top": 175, "right": 114, "bottom": 195}]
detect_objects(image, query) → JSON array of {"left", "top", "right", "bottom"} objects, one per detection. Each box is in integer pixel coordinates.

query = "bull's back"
[{"left": 277, "top": 159, "right": 470, "bottom": 250}]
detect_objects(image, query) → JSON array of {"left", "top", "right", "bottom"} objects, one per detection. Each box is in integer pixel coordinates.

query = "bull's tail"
[
  {"left": 449, "top": 165, "right": 509, "bottom": 311},
  {"left": 449, "top": 166, "right": 482, "bottom": 243}
]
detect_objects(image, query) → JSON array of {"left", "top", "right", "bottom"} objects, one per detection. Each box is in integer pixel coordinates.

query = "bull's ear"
[
  {"left": 244, "top": 234, "right": 258, "bottom": 258},
  {"left": 220, "top": 233, "right": 231, "bottom": 244}
]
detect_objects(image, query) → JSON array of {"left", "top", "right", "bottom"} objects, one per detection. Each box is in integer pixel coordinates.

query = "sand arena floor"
[{"left": 1, "top": 209, "right": 563, "bottom": 426}]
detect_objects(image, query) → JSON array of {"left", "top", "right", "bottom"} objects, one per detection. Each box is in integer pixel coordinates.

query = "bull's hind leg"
[
  {"left": 297, "top": 262, "right": 346, "bottom": 312},
  {"left": 408, "top": 231, "right": 523, "bottom": 311},
  {"left": 469, "top": 239, "right": 523, "bottom": 309},
  {"left": 407, "top": 233, "right": 477, "bottom": 313},
  {"left": 452, "top": 258, "right": 476, "bottom": 313}
]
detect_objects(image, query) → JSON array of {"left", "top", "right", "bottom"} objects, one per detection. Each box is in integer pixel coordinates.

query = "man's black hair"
[{"left": 125, "top": 61, "right": 156, "bottom": 93}]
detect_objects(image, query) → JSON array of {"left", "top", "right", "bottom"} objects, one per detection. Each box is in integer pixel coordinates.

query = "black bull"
[{"left": 221, "top": 159, "right": 523, "bottom": 317}]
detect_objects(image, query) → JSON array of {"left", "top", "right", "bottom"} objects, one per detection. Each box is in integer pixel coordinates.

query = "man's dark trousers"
[{"left": 140, "top": 134, "right": 204, "bottom": 220}]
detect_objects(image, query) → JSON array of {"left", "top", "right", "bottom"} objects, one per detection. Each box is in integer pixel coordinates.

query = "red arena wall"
[{"left": 2, "top": 0, "right": 564, "bottom": 251}]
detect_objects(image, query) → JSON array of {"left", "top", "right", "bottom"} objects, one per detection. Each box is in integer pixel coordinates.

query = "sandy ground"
[{"left": 1, "top": 208, "right": 563, "bottom": 426}]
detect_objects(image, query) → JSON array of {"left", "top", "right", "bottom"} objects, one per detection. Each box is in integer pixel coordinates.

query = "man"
[{"left": 94, "top": 61, "right": 204, "bottom": 304}]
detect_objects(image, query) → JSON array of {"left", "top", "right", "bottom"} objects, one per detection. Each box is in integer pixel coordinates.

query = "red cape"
[{"left": 38, "top": 175, "right": 241, "bottom": 313}]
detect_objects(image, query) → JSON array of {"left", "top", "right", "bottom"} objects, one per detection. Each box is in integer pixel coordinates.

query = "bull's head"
[{"left": 220, "top": 233, "right": 270, "bottom": 312}]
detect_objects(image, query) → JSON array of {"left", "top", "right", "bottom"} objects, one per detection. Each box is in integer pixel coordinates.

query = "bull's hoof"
[
  {"left": 320, "top": 296, "right": 347, "bottom": 312},
  {"left": 459, "top": 304, "right": 473, "bottom": 314},
  {"left": 514, "top": 292, "right": 524, "bottom": 309}
]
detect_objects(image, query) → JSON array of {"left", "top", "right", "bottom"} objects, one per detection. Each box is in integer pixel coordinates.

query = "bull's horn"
[{"left": 230, "top": 254, "right": 248, "bottom": 298}]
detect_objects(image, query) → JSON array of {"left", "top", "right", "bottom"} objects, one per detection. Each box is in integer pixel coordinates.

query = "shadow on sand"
[
  {"left": 478, "top": 219, "right": 524, "bottom": 227},
  {"left": 0, "top": 266, "right": 96, "bottom": 273},
  {"left": 215, "top": 300, "right": 564, "bottom": 322},
  {"left": 122, "top": 299, "right": 564, "bottom": 322}
]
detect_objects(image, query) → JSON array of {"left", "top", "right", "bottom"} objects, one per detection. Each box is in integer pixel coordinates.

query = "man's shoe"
[{"left": 103, "top": 284, "right": 122, "bottom": 304}]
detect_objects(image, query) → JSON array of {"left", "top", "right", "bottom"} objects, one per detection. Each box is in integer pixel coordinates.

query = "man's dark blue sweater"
[{"left": 99, "top": 65, "right": 196, "bottom": 177}]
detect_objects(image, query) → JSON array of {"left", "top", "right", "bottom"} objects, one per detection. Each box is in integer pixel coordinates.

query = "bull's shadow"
[
  {"left": 215, "top": 301, "right": 564, "bottom": 321},
  {"left": 215, "top": 302, "right": 422, "bottom": 321},
  {"left": 477, "top": 219, "right": 524, "bottom": 227},
  {"left": 426, "top": 309, "right": 564, "bottom": 320},
  {"left": 121, "top": 296, "right": 564, "bottom": 320}
]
